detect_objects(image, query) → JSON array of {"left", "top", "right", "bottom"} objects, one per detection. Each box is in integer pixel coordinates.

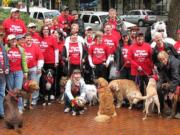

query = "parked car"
[
  {"left": 121, "top": 9, "right": 157, "bottom": 27},
  {"left": 79, "top": 11, "right": 108, "bottom": 31},
  {"left": 20, "top": 7, "right": 60, "bottom": 20}
]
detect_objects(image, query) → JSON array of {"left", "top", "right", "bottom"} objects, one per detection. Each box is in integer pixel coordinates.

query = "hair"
[
  {"left": 40, "top": 25, "right": 50, "bottom": 38},
  {"left": 24, "top": 32, "right": 31, "bottom": 37},
  {"left": 95, "top": 31, "right": 103, "bottom": 38},
  {"left": 109, "top": 8, "right": 116, "bottom": 13},
  {"left": 157, "top": 51, "right": 169, "bottom": 60}
]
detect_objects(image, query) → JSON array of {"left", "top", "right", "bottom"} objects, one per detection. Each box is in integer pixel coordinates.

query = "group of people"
[{"left": 0, "top": 5, "right": 180, "bottom": 119}]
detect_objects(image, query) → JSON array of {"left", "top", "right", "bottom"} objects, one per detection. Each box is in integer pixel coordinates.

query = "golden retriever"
[
  {"left": 94, "top": 78, "right": 117, "bottom": 122},
  {"left": 134, "top": 78, "right": 161, "bottom": 120},
  {"left": 108, "top": 79, "right": 142, "bottom": 109}
]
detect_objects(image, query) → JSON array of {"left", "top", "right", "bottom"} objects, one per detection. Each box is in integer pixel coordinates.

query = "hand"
[
  {"left": 137, "top": 66, "right": 142, "bottom": 71},
  {"left": 91, "top": 64, "right": 96, "bottom": 69},
  {"left": 24, "top": 73, "right": 28, "bottom": 80},
  {"left": 4, "top": 69, "right": 9, "bottom": 74}
]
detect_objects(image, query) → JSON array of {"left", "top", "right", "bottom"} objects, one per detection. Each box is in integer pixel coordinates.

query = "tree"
[{"left": 167, "top": 0, "right": 180, "bottom": 39}]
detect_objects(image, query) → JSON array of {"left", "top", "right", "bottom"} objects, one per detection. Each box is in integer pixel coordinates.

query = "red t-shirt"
[
  {"left": 128, "top": 42, "right": 153, "bottom": 76},
  {"left": 3, "top": 18, "right": 27, "bottom": 43},
  {"left": 39, "top": 36, "right": 57, "bottom": 64},
  {"left": 7, "top": 47, "right": 22, "bottom": 72},
  {"left": 122, "top": 44, "right": 131, "bottom": 68},
  {"left": 56, "top": 40, "right": 64, "bottom": 64},
  {"left": 58, "top": 14, "right": 73, "bottom": 31},
  {"left": 103, "top": 34, "right": 118, "bottom": 55},
  {"left": 68, "top": 42, "right": 81, "bottom": 65},
  {"left": 89, "top": 43, "right": 108, "bottom": 64},
  {"left": 23, "top": 44, "right": 44, "bottom": 68},
  {"left": 174, "top": 41, "right": 180, "bottom": 54},
  {"left": 31, "top": 32, "right": 42, "bottom": 46}
]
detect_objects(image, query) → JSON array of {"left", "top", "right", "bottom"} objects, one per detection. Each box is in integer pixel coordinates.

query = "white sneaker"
[
  {"left": 31, "top": 100, "right": 37, "bottom": 106},
  {"left": 19, "top": 110, "right": 23, "bottom": 114},
  {"left": 48, "top": 102, "right": 51, "bottom": 106},
  {"left": 79, "top": 110, "right": 84, "bottom": 115},
  {"left": 72, "top": 111, "right": 76, "bottom": 116},
  {"left": 50, "top": 95, "right": 55, "bottom": 100},
  {"left": 42, "top": 102, "right": 46, "bottom": 106},
  {"left": 64, "top": 107, "right": 70, "bottom": 113}
]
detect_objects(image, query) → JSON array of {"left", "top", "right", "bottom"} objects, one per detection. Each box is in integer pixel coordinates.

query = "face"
[
  {"left": 11, "top": 11, "right": 20, "bottom": 19},
  {"left": 25, "top": 36, "right": 32, "bottom": 45},
  {"left": 9, "top": 38, "right": 17, "bottom": 47},
  {"left": 70, "top": 34, "right": 78, "bottom": 42},
  {"left": 29, "top": 26, "right": 36, "bottom": 33},
  {"left": 109, "top": 10, "right": 116, "bottom": 19},
  {"left": 85, "top": 29, "right": 93, "bottom": 36},
  {"left": 71, "top": 25, "right": 79, "bottom": 34},
  {"left": 123, "top": 35, "right": 129, "bottom": 42},
  {"left": 155, "top": 34, "right": 163, "bottom": 46},
  {"left": 136, "top": 35, "right": 144, "bottom": 44},
  {"left": 73, "top": 14, "right": 78, "bottom": 20},
  {"left": 72, "top": 73, "right": 81, "bottom": 86},
  {"left": 42, "top": 26, "right": 49, "bottom": 36},
  {"left": 159, "top": 57, "right": 168, "bottom": 65},
  {"left": 104, "top": 24, "right": 112, "bottom": 34},
  {"left": 52, "top": 30, "right": 60, "bottom": 39}
]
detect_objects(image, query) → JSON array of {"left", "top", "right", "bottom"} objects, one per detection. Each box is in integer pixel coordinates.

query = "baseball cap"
[
  {"left": 27, "top": 23, "right": 36, "bottom": 28},
  {"left": 7, "top": 34, "right": 16, "bottom": 40},
  {"left": 16, "top": 34, "right": 25, "bottom": 40},
  {"left": 85, "top": 26, "right": 92, "bottom": 31},
  {"left": 11, "top": 8, "right": 19, "bottom": 13},
  {"left": 62, "top": 6, "right": 69, "bottom": 11}
]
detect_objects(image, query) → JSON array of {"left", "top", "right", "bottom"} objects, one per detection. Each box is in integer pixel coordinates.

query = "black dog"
[
  {"left": 41, "top": 69, "right": 54, "bottom": 106},
  {"left": 4, "top": 90, "right": 23, "bottom": 134}
]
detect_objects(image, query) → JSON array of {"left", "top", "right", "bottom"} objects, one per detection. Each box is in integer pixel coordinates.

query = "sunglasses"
[{"left": 30, "top": 26, "right": 36, "bottom": 29}]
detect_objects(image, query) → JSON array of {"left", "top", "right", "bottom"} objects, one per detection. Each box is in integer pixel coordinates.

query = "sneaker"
[
  {"left": 72, "top": 111, "right": 76, "bottom": 116},
  {"left": 48, "top": 102, "right": 51, "bottom": 106},
  {"left": 64, "top": 107, "right": 71, "bottom": 113},
  {"left": 31, "top": 100, "right": 37, "bottom": 106},
  {"left": 50, "top": 95, "right": 55, "bottom": 100},
  {"left": 19, "top": 110, "right": 23, "bottom": 114},
  {"left": 79, "top": 110, "right": 84, "bottom": 115},
  {"left": 42, "top": 102, "right": 46, "bottom": 106},
  {"left": 175, "top": 113, "right": 180, "bottom": 119}
]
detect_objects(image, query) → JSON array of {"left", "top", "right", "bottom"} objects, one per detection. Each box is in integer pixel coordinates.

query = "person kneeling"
[{"left": 64, "top": 69, "right": 86, "bottom": 116}]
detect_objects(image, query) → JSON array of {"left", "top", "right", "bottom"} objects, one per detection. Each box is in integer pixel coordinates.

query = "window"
[
  {"left": 82, "top": 15, "right": 90, "bottom": 23},
  {"left": 37, "top": 12, "right": 44, "bottom": 20},
  {"left": 33, "top": 12, "right": 38, "bottom": 19},
  {"left": 91, "top": 15, "right": 99, "bottom": 23}
]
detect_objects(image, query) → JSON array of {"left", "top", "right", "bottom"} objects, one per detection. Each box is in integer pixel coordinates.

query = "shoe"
[
  {"left": 64, "top": 107, "right": 71, "bottom": 113},
  {"left": 50, "top": 95, "right": 55, "bottom": 100},
  {"left": 48, "top": 102, "right": 51, "bottom": 106},
  {"left": 175, "top": 113, "right": 180, "bottom": 119},
  {"left": 42, "top": 102, "right": 46, "bottom": 106},
  {"left": 31, "top": 100, "right": 37, "bottom": 106},
  {"left": 79, "top": 110, "right": 84, "bottom": 115},
  {"left": 72, "top": 111, "right": 76, "bottom": 116},
  {"left": 19, "top": 110, "right": 23, "bottom": 114},
  {"left": 0, "top": 114, "right": 4, "bottom": 119}
]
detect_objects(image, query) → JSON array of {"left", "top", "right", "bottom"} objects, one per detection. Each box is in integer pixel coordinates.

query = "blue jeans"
[
  {"left": 28, "top": 66, "right": 41, "bottom": 104},
  {"left": 0, "top": 75, "right": 6, "bottom": 115},
  {"left": 7, "top": 70, "right": 24, "bottom": 111}
]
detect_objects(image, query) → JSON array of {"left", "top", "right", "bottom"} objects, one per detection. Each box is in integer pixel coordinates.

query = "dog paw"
[
  {"left": 142, "top": 117, "right": 147, "bottom": 120},
  {"left": 128, "top": 106, "right": 132, "bottom": 110},
  {"left": 42, "top": 103, "right": 46, "bottom": 106}
]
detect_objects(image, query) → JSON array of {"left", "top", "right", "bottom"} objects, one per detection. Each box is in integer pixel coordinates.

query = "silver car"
[
  {"left": 121, "top": 10, "right": 157, "bottom": 27},
  {"left": 79, "top": 11, "right": 108, "bottom": 31}
]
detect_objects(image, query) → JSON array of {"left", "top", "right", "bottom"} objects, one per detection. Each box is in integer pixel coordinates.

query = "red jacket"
[
  {"left": 128, "top": 42, "right": 153, "bottom": 76},
  {"left": 174, "top": 41, "right": 180, "bottom": 54}
]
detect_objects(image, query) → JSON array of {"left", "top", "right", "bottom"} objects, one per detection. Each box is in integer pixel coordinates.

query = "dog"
[
  {"left": 71, "top": 96, "right": 86, "bottom": 115},
  {"left": 94, "top": 77, "right": 117, "bottom": 122},
  {"left": 4, "top": 90, "right": 23, "bottom": 134},
  {"left": 58, "top": 76, "right": 68, "bottom": 104},
  {"left": 42, "top": 69, "right": 54, "bottom": 106},
  {"left": 85, "top": 84, "right": 98, "bottom": 106},
  {"left": 134, "top": 77, "right": 161, "bottom": 120},
  {"left": 17, "top": 80, "right": 39, "bottom": 109},
  {"left": 108, "top": 79, "right": 142, "bottom": 109}
]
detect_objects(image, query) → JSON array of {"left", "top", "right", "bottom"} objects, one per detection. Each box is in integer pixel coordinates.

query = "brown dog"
[
  {"left": 17, "top": 80, "right": 39, "bottom": 109},
  {"left": 108, "top": 79, "right": 142, "bottom": 109},
  {"left": 58, "top": 76, "right": 68, "bottom": 104},
  {"left": 94, "top": 78, "right": 117, "bottom": 122},
  {"left": 4, "top": 91, "right": 23, "bottom": 133}
]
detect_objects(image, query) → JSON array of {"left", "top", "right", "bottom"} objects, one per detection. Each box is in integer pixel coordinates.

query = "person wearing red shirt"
[
  {"left": 62, "top": 33, "right": 86, "bottom": 76},
  {"left": 88, "top": 31, "right": 109, "bottom": 79},
  {"left": 23, "top": 33, "right": 44, "bottom": 105},
  {"left": 84, "top": 26, "right": 95, "bottom": 50},
  {"left": 5, "top": 34, "right": 28, "bottom": 114},
  {"left": 58, "top": 6, "right": 73, "bottom": 36},
  {"left": 27, "top": 23, "right": 42, "bottom": 46},
  {"left": 39, "top": 26, "right": 59, "bottom": 101},
  {"left": 174, "top": 29, "right": 180, "bottom": 54},
  {"left": 119, "top": 31, "right": 132, "bottom": 79},
  {"left": 128, "top": 32, "right": 153, "bottom": 98},
  {"left": 3, "top": 8, "right": 27, "bottom": 44}
]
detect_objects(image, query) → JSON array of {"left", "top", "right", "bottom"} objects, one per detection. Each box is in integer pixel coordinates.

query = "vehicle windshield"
[
  {"left": 44, "top": 11, "right": 60, "bottom": 19},
  {"left": 99, "top": 15, "right": 108, "bottom": 22},
  {"left": 146, "top": 11, "right": 155, "bottom": 15}
]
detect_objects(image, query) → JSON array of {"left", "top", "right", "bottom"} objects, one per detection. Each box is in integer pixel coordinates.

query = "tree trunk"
[
  {"left": 167, "top": 0, "right": 180, "bottom": 39},
  {"left": 143, "top": 0, "right": 151, "bottom": 9}
]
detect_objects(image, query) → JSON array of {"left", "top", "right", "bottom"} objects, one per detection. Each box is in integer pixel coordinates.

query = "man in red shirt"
[{"left": 3, "top": 8, "right": 27, "bottom": 43}]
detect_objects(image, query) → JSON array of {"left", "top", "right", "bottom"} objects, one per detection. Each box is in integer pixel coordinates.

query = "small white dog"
[{"left": 85, "top": 84, "right": 98, "bottom": 106}]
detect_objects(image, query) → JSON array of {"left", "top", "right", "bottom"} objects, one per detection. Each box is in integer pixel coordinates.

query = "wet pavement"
[{"left": 0, "top": 102, "right": 180, "bottom": 135}]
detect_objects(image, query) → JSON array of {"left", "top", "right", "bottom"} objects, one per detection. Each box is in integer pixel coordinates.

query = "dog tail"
[
  {"left": 14, "top": 124, "right": 22, "bottom": 134},
  {"left": 94, "top": 115, "right": 111, "bottom": 122},
  {"left": 134, "top": 93, "right": 156, "bottom": 100}
]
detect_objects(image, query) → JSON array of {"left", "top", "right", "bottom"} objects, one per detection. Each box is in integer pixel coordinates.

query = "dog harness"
[
  {"left": 23, "top": 80, "right": 33, "bottom": 93},
  {"left": 45, "top": 76, "right": 54, "bottom": 84}
]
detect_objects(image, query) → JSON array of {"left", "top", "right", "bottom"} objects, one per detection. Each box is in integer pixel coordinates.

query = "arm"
[{"left": 65, "top": 80, "right": 74, "bottom": 100}]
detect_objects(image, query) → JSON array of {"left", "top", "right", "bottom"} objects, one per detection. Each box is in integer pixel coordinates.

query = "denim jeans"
[
  {"left": 7, "top": 70, "right": 24, "bottom": 111},
  {"left": 28, "top": 66, "right": 41, "bottom": 104},
  {"left": 0, "top": 75, "right": 6, "bottom": 115}
]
